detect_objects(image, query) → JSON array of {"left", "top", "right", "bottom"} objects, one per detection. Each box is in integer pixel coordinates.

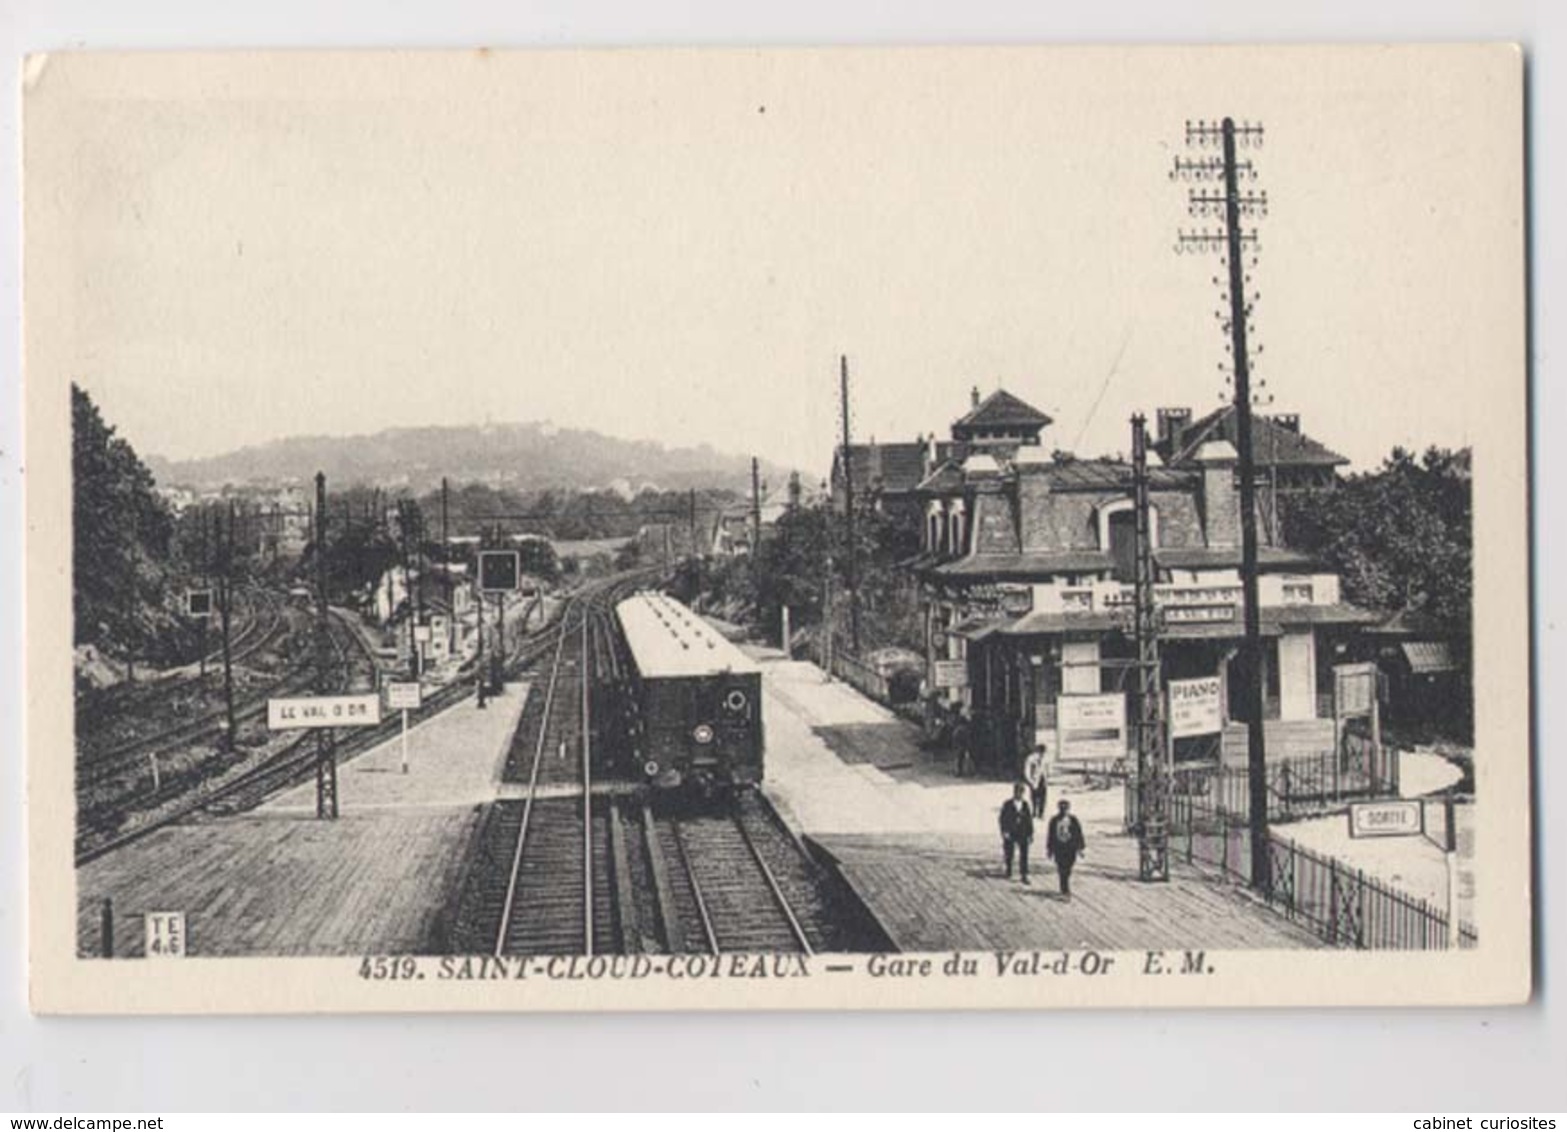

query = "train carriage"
[{"left": 615, "top": 592, "right": 763, "bottom": 790}]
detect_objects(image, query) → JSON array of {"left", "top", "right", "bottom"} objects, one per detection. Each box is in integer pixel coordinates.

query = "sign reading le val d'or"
[{"left": 267, "top": 694, "right": 383, "bottom": 731}]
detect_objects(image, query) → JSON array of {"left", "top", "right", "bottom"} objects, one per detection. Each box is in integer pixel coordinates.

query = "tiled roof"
[
  {"left": 1002, "top": 611, "right": 1121, "bottom": 636},
  {"left": 1161, "top": 406, "right": 1347, "bottom": 468},
  {"left": 915, "top": 461, "right": 965, "bottom": 494},
  {"left": 1154, "top": 546, "right": 1318, "bottom": 571},
  {"left": 927, "top": 550, "right": 1114, "bottom": 579},
  {"left": 1045, "top": 460, "right": 1192, "bottom": 491},
  {"left": 954, "top": 389, "right": 1053, "bottom": 430},
  {"left": 1264, "top": 603, "right": 1380, "bottom": 627},
  {"left": 834, "top": 441, "right": 929, "bottom": 496}
]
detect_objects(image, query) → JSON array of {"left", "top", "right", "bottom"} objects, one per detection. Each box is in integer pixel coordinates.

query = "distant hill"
[{"left": 146, "top": 422, "right": 791, "bottom": 495}]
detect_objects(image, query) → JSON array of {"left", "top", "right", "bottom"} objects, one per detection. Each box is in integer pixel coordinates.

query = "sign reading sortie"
[
  {"left": 267, "top": 694, "right": 383, "bottom": 731},
  {"left": 1348, "top": 800, "right": 1425, "bottom": 839},
  {"left": 1168, "top": 675, "right": 1224, "bottom": 739}
]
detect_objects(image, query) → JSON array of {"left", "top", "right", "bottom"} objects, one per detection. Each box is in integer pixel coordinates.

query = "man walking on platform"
[
  {"left": 1045, "top": 798, "right": 1086, "bottom": 899},
  {"left": 1022, "top": 745, "right": 1048, "bottom": 819},
  {"left": 998, "top": 782, "right": 1035, "bottom": 884}
]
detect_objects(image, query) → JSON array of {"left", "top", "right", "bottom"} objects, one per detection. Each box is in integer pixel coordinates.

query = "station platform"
[
  {"left": 753, "top": 651, "right": 1322, "bottom": 953},
  {"left": 76, "top": 687, "right": 529, "bottom": 958},
  {"left": 263, "top": 680, "right": 530, "bottom": 813}
]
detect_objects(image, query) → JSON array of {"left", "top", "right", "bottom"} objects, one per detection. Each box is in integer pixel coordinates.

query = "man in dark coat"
[
  {"left": 998, "top": 782, "right": 1035, "bottom": 884},
  {"left": 952, "top": 708, "right": 974, "bottom": 778},
  {"left": 1045, "top": 798, "right": 1087, "bottom": 898}
]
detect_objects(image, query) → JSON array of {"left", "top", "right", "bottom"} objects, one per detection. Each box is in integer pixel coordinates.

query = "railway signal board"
[{"left": 478, "top": 549, "right": 521, "bottom": 593}]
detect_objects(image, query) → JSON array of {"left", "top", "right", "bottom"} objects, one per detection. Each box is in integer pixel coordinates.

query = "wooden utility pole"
[
  {"left": 198, "top": 508, "right": 209, "bottom": 680},
  {"left": 442, "top": 476, "right": 452, "bottom": 622},
  {"left": 398, "top": 501, "right": 414, "bottom": 676},
  {"left": 839, "top": 355, "right": 861, "bottom": 655},
  {"left": 822, "top": 551, "right": 835, "bottom": 683},
  {"left": 314, "top": 471, "right": 339, "bottom": 818},
  {"left": 218, "top": 502, "right": 237, "bottom": 751},
  {"left": 750, "top": 458, "right": 763, "bottom": 554},
  {"left": 1176, "top": 116, "right": 1270, "bottom": 889}
]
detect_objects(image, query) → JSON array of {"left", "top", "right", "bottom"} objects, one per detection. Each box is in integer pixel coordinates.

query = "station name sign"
[{"left": 267, "top": 694, "right": 383, "bottom": 730}]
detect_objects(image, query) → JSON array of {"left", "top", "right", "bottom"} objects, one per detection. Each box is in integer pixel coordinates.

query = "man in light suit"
[{"left": 1022, "top": 745, "right": 1048, "bottom": 818}]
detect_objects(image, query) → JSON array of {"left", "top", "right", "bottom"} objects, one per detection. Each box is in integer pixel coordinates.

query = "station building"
[{"left": 904, "top": 388, "right": 1377, "bottom": 776}]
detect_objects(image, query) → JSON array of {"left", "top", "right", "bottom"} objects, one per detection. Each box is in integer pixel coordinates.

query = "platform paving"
[
  {"left": 262, "top": 681, "right": 529, "bottom": 813},
  {"left": 753, "top": 650, "right": 1322, "bottom": 953},
  {"left": 77, "top": 687, "right": 530, "bottom": 957}
]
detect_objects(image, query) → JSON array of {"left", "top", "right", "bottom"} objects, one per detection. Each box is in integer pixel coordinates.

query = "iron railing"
[
  {"left": 1169, "top": 797, "right": 1477, "bottom": 950},
  {"left": 1125, "top": 740, "right": 1400, "bottom": 829}
]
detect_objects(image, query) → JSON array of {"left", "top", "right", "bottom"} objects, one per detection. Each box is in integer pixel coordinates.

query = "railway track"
[
  {"left": 73, "top": 576, "right": 614, "bottom": 866},
  {"left": 457, "top": 573, "right": 881, "bottom": 958},
  {"left": 75, "top": 606, "right": 378, "bottom": 861},
  {"left": 77, "top": 604, "right": 371, "bottom": 792},
  {"left": 77, "top": 591, "right": 318, "bottom": 782},
  {"left": 489, "top": 590, "right": 623, "bottom": 956}
]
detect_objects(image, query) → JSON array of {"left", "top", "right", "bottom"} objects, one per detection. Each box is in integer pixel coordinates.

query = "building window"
[{"left": 950, "top": 511, "right": 964, "bottom": 555}]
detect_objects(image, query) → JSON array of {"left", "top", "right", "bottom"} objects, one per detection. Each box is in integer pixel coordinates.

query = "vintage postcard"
[{"left": 24, "top": 45, "right": 1530, "bottom": 1013}]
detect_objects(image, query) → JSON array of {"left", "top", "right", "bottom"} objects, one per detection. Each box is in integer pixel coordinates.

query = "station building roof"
[{"left": 616, "top": 591, "right": 760, "bottom": 680}]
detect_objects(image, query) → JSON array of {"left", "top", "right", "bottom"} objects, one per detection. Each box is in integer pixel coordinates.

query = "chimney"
[
  {"left": 1013, "top": 449, "right": 1054, "bottom": 552},
  {"left": 971, "top": 385, "right": 981, "bottom": 409},
  {"left": 1157, "top": 407, "right": 1193, "bottom": 449},
  {"left": 1274, "top": 413, "right": 1300, "bottom": 433},
  {"left": 1193, "top": 440, "right": 1240, "bottom": 549}
]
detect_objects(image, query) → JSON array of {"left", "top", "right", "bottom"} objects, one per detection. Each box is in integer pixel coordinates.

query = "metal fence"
[
  {"left": 1125, "top": 740, "right": 1401, "bottom": 829},
  {"left": 1171, "top": 798, "right": 1477, "bottom": 950},
  {"left": 826, "top": 649, "right": 892, "bottom": 703}
]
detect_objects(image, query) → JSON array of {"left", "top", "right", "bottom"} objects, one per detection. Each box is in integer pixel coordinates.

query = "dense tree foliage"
[
  {"left": 700, "top": 500, "right": 922, "bottom": 654},
  {"left": 414, "top": 483, "right": 740, "bottom": 543},
  {"left": 1284, "top": 447, "right": 1472, "bottom": 639},
  {"left": 72, "top": 385, "right": 183, "bottom": 661}
]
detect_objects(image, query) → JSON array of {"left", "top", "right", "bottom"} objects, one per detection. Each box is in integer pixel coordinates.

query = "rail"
[
  {"left": 736, "top": 813, "right": 814, "bottom": 956},
  {"left": 494, "top": 597, "right": 580, "bottom": 955}
]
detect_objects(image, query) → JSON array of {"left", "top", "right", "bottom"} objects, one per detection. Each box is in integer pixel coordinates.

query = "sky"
[{"left": 27, "top": 46, "right": 1524, "bottom": 477}]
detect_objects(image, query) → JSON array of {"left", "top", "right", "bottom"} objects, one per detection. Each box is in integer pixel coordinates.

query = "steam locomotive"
[{"left": 614, "top": 591, "right": 764, "bottom": 790}]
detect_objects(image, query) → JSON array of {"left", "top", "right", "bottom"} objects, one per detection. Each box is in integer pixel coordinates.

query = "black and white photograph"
[{"left": 23, "top": 44, "right": 1530, "bottom": 1013}]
